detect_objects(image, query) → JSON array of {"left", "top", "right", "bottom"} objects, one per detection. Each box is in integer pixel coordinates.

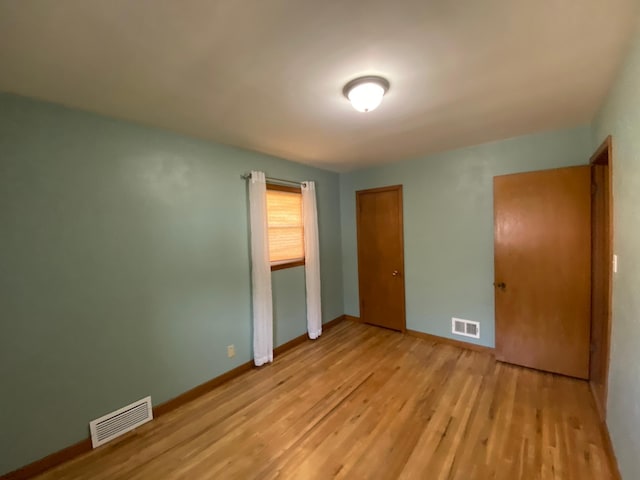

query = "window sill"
[{"left": 271, "top": 259, "right": 305, "bottom": 271}]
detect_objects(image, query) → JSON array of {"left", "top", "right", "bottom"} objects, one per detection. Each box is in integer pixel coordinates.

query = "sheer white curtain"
[
  {"left": 302, "top": 181, "right": 322, "bottom": 339},
  {"left": 248, "top": 171, "right": 273, "bottom": 366}
]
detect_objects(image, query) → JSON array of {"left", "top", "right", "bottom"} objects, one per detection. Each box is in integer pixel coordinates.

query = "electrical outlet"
[{"left": 227, "top": 345, "right": 235, "bottom": 358}]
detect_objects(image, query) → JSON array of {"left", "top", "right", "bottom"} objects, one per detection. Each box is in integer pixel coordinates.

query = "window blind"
[{"left": 266, "top": 189, "right": 304, "bottom": 263}]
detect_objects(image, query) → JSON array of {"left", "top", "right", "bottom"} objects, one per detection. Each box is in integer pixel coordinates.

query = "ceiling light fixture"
[{"left": 343, "top": 76, "right": 390, "bottom": 113}]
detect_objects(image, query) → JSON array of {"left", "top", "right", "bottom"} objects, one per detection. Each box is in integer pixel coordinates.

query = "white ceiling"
[{"left": 0, "top": 1, "right": 638, "bottom": 172}]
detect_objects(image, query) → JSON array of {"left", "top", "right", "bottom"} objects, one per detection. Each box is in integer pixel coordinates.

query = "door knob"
[
  {"left": 493, "top": 281, "right": 506, "bottom": 290},
  {"left": 392, "top": 270, "right": 399, "bottom": 276}
]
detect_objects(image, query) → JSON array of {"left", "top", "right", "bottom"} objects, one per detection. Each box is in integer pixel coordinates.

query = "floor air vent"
[
  {"left": 89, "top": 396, "right": 153, "bottom": 448},
  {"left": 452, "top": 317, "right": 480, "bottom": 339}
]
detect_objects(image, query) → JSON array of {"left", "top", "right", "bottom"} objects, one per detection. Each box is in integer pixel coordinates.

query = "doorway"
[
  {"left": 589, "top": 135, "right": 613, "bottom": 420},
  {"left": 356, "top": 185, "right": 406, "bottom": 332}
]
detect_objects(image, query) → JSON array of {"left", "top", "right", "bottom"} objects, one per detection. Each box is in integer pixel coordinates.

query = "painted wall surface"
[
  {"left": 272, "top": 265, "right": 308, "bottom": 346},
  {"left": 0, "top": 93, "right": 343, "bottom": 475},
  {"left": 592, "top": 24, "right": 640, "bottom": 480},
  {"left": 340, "top": 126, "right": 592, "bottom": 348}
]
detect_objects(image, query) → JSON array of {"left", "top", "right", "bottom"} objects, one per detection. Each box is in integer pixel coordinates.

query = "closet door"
[{"left": 356, "top": 185, "right": 406, "bottom": 332}]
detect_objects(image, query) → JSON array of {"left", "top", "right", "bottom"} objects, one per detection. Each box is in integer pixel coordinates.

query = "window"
[{"left": 266, "top": 184, "right": 305, "bottom": 270}]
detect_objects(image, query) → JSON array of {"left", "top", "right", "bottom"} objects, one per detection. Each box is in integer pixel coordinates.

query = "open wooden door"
[
  {"left": 494, "top": 166, "right": 591, "bottom": 379},
  {"left": 356, "top": 185, "right": 406, "bottom": 332},
  {"left": 589, "top": 136, "right": 613, "bottom": 419}
]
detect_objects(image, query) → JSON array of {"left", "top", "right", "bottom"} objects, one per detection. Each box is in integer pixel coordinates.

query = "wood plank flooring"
[{"left": 36, "top": 321, "right": 613, "bottom": 479}]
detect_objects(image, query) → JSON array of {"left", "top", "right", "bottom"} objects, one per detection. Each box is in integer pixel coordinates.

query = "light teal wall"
[
  {"left": 272, "top": 266, "right": 308, "bottom": 346},
  {"left": 0, "top": 93, "right": 343, "bottom": 475},
  {"left": 340, "top": 126, "right": 593, "bottom": 348},
  {"left": 592, "top": 24, "right": 640, "bottom": 480}
]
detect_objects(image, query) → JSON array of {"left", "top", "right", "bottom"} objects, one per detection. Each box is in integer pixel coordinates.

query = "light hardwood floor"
[{"left": 36, "top": 321, "right": 613, "bottom": 479}]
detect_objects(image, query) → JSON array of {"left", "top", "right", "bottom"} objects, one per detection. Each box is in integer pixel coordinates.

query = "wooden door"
[
  {"left": 494, "top": 166, "right": 591, "bottom": 379},
  {"left": 356, "top": 185, "right": 406, "bottom": 331},
  {"left": 589, "top": 136, "right": 613, "bottom": 419}
]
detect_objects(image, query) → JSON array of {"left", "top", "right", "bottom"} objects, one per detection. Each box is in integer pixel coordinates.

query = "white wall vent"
[
  {"left": 89, "top": 396, "right": 153, "bottom": 448},
  {"left": 452, "top": 317, "right": 480, "bottom": 339}
]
